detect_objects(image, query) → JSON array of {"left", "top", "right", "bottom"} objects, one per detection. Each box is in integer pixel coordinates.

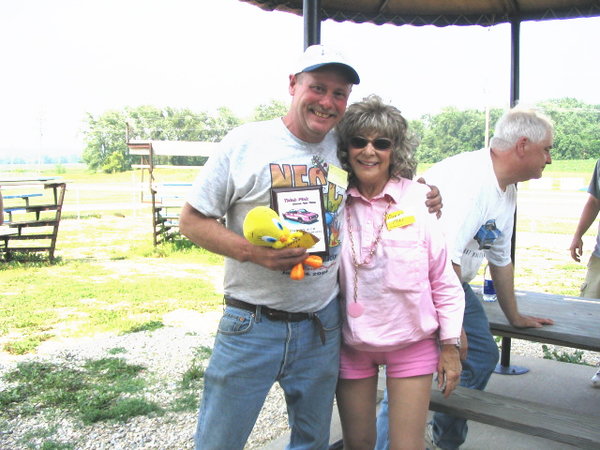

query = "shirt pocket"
[{"left": 381, "top": 239, "right": 429, "bottom": 293}]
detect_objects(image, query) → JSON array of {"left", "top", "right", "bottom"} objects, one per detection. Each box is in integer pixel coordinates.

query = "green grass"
[
  {"left": 543, "top": 158, "right": 598, "bottom": 176},
  {"left": 0, "top": 254, "right": 221, "bottom": 354},
  {"left": 0, "top": 163, "right": 199, "bottom": 184},
  {"left": 0, "top": 204, "right": 223, "bottom": 354},
  {"left": 542, "top": 345, "right": 593, "bottom": 365},
  {"left": 417, "top": 158, "right": 598, "bottom": 179},
  {"left": 0, "top": 357, "right": 157, "bottom": 425},
  {"left": 170, "top": 345, "right": 213, "bottom": 413}
]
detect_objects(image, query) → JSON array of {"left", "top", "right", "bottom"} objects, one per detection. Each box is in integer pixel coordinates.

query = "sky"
[{"left": 1, "top": 0, "right": 599, "bottom": 159}]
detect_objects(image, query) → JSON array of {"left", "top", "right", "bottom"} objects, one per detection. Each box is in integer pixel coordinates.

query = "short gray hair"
[{"left": 490, "top": 108, "right": 554, "bottom": 150}]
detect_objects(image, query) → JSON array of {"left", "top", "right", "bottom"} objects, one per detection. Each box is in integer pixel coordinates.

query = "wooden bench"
[
  {"left": 428, "top": 385, "right": 600, "bottom": 449},
  {"left": 426, "top": 292, "right": 600, "bottom": 448},
  {"left": 0, "top": 228, "right": 17, "bottom": 252},
  {"left": 5, "top": 204, "right": 60, "bottom": 221},
  {"left": 0, "top": 179, "right": 66, "bottom": 261},
  {"left": 3, "top": 192, "right": 43, "bottom": 204},
  {"left": 428, "top": 291, "right": 600, "bottom": 447},
  {"left": 149, "top": 183, "right": 190, "bottom": 245}
]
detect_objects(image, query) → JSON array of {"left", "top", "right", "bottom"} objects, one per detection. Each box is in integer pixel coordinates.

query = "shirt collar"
[{"left": 347, "top": 178, "right": 404, "bottom": 204}]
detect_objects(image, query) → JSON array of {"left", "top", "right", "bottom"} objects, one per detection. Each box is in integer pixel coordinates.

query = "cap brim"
[{"left": 303, "top": 62, "right": 360, "bottom": 85}]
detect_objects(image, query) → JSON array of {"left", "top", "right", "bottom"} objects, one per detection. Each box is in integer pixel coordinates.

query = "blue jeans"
[
  {"left": 194, "top": 298, "right": 342, "bottom": 450},
  {"left": 375, "top": 283, "right": 499, "bottom": 450}
]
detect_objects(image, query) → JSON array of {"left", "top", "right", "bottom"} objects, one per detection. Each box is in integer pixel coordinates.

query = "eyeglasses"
[{"left": 349, "top": 136, "right": 393, "bottom": 151}]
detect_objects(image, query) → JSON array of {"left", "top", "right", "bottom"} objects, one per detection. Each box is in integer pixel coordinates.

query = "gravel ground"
[
  {"left": 0, "top": 309, "right": 598, "bottom": 450},
  {"left": 0, "top": 309, "right": 288, "bottom": 450}
]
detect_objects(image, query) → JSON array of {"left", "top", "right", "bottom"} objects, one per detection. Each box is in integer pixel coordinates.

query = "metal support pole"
[
  {"left": 510, "top": 17, "right": 520, "bottom": 108},
  {"left": 495, "top": 17, "right": 528, "bottom": 375},
  {"left": 303, "top": 0, "right": 321, "bottom": 49}
]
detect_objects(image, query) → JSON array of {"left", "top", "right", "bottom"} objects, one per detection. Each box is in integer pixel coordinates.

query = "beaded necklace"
[{"left": 345, "top": 196, "right": 392, "bottom": 318}]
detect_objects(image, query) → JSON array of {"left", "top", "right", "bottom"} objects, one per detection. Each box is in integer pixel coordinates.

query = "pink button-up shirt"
[{"left": 339, "top": 178, "right": 464, "bottom": 351}]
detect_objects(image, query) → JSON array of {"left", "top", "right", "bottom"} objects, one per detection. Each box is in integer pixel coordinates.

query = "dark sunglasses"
[{"left": 349, "top": 136, "right": 393, "bottom": 151}]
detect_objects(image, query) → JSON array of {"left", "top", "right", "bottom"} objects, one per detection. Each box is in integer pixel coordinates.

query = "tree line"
[{"left": 82, "top": 98, "right": 600, "bottom": 173}]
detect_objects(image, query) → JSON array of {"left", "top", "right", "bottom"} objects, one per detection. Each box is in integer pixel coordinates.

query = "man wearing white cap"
[{"left": 180, "top": 44, "right": 360, "bottom": 450}]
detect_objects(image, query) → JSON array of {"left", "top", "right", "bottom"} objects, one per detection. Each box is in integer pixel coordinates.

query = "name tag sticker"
[
  {"left": 386, "top": 210, "right": 416, "bottom": 230},
  {"left": 327, "top": 164, "right": 348, "bottom": 189}
]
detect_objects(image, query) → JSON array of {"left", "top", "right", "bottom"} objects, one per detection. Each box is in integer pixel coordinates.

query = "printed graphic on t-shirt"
[
  {"left": 269, "top": 159, "right": 345, "bottom": 257},
  {"left": 473, "top": 219, "right": 502, "bottom": 250}
]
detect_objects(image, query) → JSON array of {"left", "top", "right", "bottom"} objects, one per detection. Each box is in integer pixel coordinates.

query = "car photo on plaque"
[{"left": 282, "top": 208, "right": 319, "bottom": 224}]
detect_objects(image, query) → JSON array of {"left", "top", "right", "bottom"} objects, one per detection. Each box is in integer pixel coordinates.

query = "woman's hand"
[{"left": 437, "top": 345, "right": 462, "bottom": 398}]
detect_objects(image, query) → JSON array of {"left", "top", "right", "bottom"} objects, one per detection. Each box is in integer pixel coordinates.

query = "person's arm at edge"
[
  {"left": 570, "top": 194, "right": 600, "bottom": 262},
  {"left": 489, "top": 262, "right": 554, "bottom": 328},
  {"left": 179, "top": 202, "right": 308, "bottom": 271},
  {"left": 426, "top": 214, "right": 463, "bottom": 397}
]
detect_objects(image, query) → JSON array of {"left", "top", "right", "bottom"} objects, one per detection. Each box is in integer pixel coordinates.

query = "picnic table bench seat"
[
  {"left": 2, "top": 192, "right": 43, "bottom": 204},
  {"left": 0, "top": 228, "right": 18, "bottom": 248},
  {"left": 8, "top": 219, "right": 59, "bottom": 231},
  {"left": 149, "top": 184, "right": 190, "bottom": 245},
  {"left": 428, "top": 385, "right": 600, "bottom": 449},
  {"left": 5, "top": 233, "right": 55, "bottom": 240},
  {"left": 1, "top": 180, "right": 66, "bottom": 261},
  {"left": 5, "top": 204, "right": 60, "bottom": 213}
]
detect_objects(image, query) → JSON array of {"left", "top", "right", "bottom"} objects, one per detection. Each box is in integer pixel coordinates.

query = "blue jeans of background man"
[
  {"left": 194, "top": 298, "right": 341, "bottom": 450},
  {"left": 375, "top": 283, "right": 499, "bottom": 450}
]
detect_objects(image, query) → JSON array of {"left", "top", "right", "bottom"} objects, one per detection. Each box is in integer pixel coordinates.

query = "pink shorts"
[{"left": 339, "top": 339, "right": 439, "bottom": 379}]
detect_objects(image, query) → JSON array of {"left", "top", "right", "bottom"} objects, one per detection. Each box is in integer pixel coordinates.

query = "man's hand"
[
  {"left": 510, "top": 314, "right": 554, "bottom": 329},
  {"left": 489, "top": 263, "right": 554, "bottom": 329},
  {"left": 570, "top": 237, "right": 583, "bottom": 262},
  {"left": 179, "top": 203, "right": 308, "bottom": 272},
  {"left": 417, "top": 177, "right": 443, "bottom": 218},
  {"left": 249, "top": 246, "right": 308, "bottom": 272},
  {"left": 437, "top": 345, "right": 462, "bottom": 398}
]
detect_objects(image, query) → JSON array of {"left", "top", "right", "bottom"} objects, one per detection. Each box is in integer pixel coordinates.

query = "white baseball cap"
[{"left": 293, "top": 44, "right": 360, "bottom": 85}]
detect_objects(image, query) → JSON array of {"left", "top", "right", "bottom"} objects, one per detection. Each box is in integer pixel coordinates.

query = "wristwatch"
[{"left": 440, "top": 338, "right": 461, "bottom": 349}]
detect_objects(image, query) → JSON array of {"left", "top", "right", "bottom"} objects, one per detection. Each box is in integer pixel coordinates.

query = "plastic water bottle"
[{"left": 482, "top": 265, "right": 497, "bottom": 302}]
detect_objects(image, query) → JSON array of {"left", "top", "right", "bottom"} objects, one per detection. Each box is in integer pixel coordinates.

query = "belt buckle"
[{"left": 265, "top": 309, "right": 282, "bottom": 321}]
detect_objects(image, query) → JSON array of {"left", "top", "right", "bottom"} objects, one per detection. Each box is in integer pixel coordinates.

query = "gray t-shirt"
[
  {"left": 588, "top": 159, "right": 600, "bottom": 257},
  {"left": 187, "top": 118, "right": 346, "bottom": 312}
]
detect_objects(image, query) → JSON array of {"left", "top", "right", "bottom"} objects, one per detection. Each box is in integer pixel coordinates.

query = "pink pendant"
[{"left": 348, "top": 302, "right": 364, "bottom": 318}]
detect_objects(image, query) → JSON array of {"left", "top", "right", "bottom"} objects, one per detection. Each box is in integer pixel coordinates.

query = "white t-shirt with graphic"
[{"left": 423, "top": 148, "right": 515, "bottom": 283}]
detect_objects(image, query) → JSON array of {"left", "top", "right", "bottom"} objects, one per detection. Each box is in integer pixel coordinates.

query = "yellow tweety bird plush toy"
[{"left": 243, "top": 206, "right": 322, "bottom": 280}]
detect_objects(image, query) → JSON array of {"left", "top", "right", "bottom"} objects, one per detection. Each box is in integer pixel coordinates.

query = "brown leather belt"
[
  {"left": 225, "top": 296, "right": 310, "bottom": 322},
  {"left": 224, "top": 296, "right": 326, "bottom": 344}
]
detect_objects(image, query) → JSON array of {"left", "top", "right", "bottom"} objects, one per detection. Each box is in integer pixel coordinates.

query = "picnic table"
[
  {"left": 150, "top": 182, "right": 192, "bottom": 245},
  {"left": 422, "top": 288, "right": 600, "bottom": 448},
  {"left": 481, "top": 288, "right": 600, "bottom": 373},
  {"left": 0, "top": 178, "right": 66, "bottom": 261}
]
